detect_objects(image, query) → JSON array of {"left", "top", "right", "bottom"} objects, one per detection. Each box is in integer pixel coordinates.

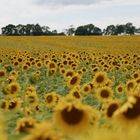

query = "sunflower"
[
  {"left": 69, "top": 87, "right": 82, "bottom": 100},
  {"left": 10, "top": 70, "right": 19, "bottom": 78},
  {"left": 105, "top": 100, "right": 120, "bottom": 118},
  {"left": 16, "top": 117, "right": 37, "bottom": 133},
  {"left": 132, "top": 71, "right": 139, "bottom": 79},
  {"left": 81, "top": 83, "right": 91, "bottom": 96},
  {"left": 21, "top": 122, "right": 60, "bottom": 140},
  {"left": 126, "top": 79, "right": 137, "bottom": 95},
  {"left": 113, "top": 95, "right": 140, "bottom": 126},
  {"left": 8, "top": 98, "right": 21, "bottom": 110},
  {"left": 0, "top": 70, "right": 6, "bottom": 77},
  {"left": 64, "top": 69, "right": 75, "bottom": 81},
  {"left": 44, "top": 92, "right": 58, "bottom": 108},
  {"left": 26, "top": 85, "right": 36, "bottom": 95},
  {"left": 7, "top": 75, "right": 17, "bottom": 83},
  {"left": 96, "top": 86, "right": 113, "bottom": 102},
  {"left": 116, "top": 84, "right": 125, "bottom": 95},
  {"left": 0, "top": 100, "right": 8, "bottom": 111},
  {"left": 26, "top": 92, "right": 38, "bottom": 107},
  {"left": 53, "top": 99, "right": 96, "bottom": 135},
  {"left": 93, "top": 71, "right": 108, "bottom": 87},
  {"left": 67, "top": 73, "right": 81, "bottom": 89},
  {"left": 4, "top": 82, "right": 21, "bottom": 97},
  {"left": 22, "top": 65, "right": 29, "bottom": 71}
]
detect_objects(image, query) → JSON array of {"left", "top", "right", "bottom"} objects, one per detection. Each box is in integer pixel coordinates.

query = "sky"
[{"left": 0, "top": 0, "right": 140, "bottom": 32}]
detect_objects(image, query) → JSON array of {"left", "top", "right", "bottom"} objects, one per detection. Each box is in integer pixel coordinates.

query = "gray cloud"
[{"left": 36, "top": 0, "right": 110, "bottom": 6}]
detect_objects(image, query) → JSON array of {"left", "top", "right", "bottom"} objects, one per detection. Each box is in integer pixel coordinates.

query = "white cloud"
[{"left": 0, "top": 0, "right": 139, "bottom": 32}]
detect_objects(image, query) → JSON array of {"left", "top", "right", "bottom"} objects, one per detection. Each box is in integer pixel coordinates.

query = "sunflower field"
[{"left": 0, "top": 36, "right": 140, "bottom": 140}]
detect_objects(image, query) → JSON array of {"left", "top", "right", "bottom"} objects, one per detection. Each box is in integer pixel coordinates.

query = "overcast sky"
[{"left": 0, "top": 0, "right": 140, "bottom": 32}]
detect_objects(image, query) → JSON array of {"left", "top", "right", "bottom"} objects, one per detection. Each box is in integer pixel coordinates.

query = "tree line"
[{"left": 1, "top": 22, "right": 140, "bottom": 36}]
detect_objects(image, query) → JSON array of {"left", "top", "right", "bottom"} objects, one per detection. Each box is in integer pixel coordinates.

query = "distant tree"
[
  {"left": 42, "top": 26, "right": 51, "bottom": 35},
  {"left": 2, "top": 24, "right": 16, "bottom": 35},
  {"left": 32, "top": 24, "right": 43, "bottom": 35},
  {"left": 75, "top": 24, "right": 102, "bottom": 35},
  {"left": 51, "top": 30, "right": 58, "bottom": 35},
  {"left": 65, "top": 25, "right": 75, "bottom": 36},
  {"left": 125, "top": 22, "right": 135, "bottom": 35},
  {"left": 116, "top": 24, "right": 125, "bottom": 35},
  {"left": 104, "top": 25, "right": 117, "bottom": 35}
]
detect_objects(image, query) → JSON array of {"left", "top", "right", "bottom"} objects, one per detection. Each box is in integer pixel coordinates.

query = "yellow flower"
[
  {"left": 44, "top": 92, "right": 58, "bottom": 108},
  {"left": 0, "top": 100, "right": 8, "bottom": 111},
  {"left": 67, "top": 73, "right": 81, "bottom": 89},
  {"left": 26, "top": 92, "right": 38, "bottom": 107},
  {"left": 113, "top": 95, "right": 140, "bottom": 126},
  {"left": 8, "top": 98, "right": 21, "bottom": 110},
  {"left": 16, "top": 117, "right": 37, "bottom": 133},
  {"left": 81, "top": 83, "right": 91, "bottom": 96},
  {"left": 96, "top": 86, "right": 113, "bottom": 102},
  {"left": 4, "top": 82, "right": 21, "bottom": 97},
  {"left": 53, "top": 99, "right": 97, "bottom": 135},
  {"left": 21, "top": 122, "right": 60, "bottom": 140},
  {"left": 93, "top": 71, "right": 108, "bottom": 87}
]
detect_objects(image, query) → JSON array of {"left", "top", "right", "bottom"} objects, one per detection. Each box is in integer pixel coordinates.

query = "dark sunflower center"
[
  {"left": 96, "top": 75, "right": 104, "bottom": 83},
  {"left": 46, "top": 95, "right": 53, "bottom": 103},
  {"left": 84, "top": 86, "right": 89, "bottom": 92},
  {"left": 70, "top": 76, "right": 78, "bottom": 85},
  {"left": 100, "top": 90, "right": 109, "bottom": 98},
  {"left": 123, "top": 96, "right": 140, "bottom": 119},
  {"left": 1, "top": 102, "right": 6, "bottom": 109},
  {"left": 118, "top": 87, "right": 123, "bottom": 92},
  {"left": 8, "top": 101, "right": 17, "bottom": 109},
  {"left": 107, "top": 103, "right": 119, "bottom": 117},
  {"left": 127, "top": 82, "right": 134, "bottom": 90},
  {"left": 61, "top": 106, "right": 83, "bottom": 125},
  {"left": 11, "top": 85, "right": 18, "bottom": 94},
  {"left": 29, "top": 96, "right": 35, "bottom": 103},
  {"left": 73, "top": 92, "right": 80, "bottom": 98}
]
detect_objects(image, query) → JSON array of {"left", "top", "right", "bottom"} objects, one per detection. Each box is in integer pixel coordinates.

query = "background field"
[
  {"left": 0, "top": 36, "right": 140, "bottom": 54},
  {"left": 0, "top": 35, "right": 140, "bottom": 140}
]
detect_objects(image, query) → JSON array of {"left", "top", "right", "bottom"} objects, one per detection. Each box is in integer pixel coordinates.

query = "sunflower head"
[
  {"left": 44, "top": 92, "right": 58, "bottom": 108},
  {"left": 97, "top": 86, "right": 113, "bottom": 102},
  {"left": 93, "top": 72, "right": 108, "bottom": 87},
  {"left": 8, "top": 98, "right": 21, "bottom": 110},
  {"left": 22, "top": 122, "right": 60, "bottom": 140},
  {"left": 53, "top": 99, "right": 97, "bottom": 135},
  {"left": 4, "top": 82, "right": 21, "bottom": 97},
  {"left": 113, "top": 95, "right": 140, "bottom": 126},
  {"left": 16, "top": 117, "right": 37, "bottom": 133}
]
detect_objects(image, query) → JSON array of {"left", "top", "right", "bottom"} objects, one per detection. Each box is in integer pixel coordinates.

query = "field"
[{"left": 0, "top": 35, "right": 140, "bottom": 140}]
